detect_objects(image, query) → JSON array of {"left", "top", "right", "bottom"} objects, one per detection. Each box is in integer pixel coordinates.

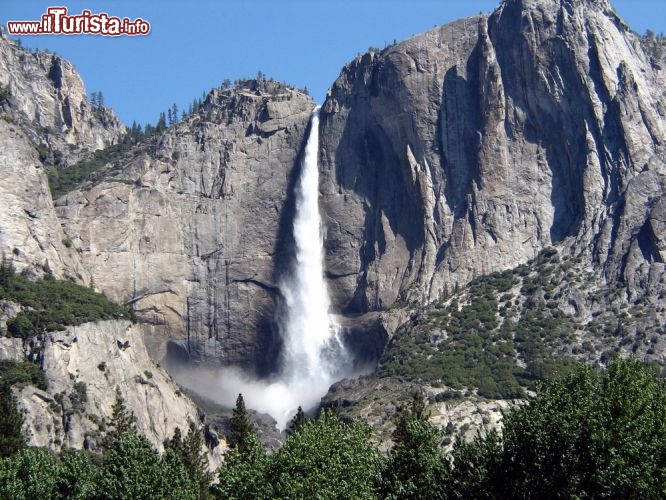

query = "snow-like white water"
[
  {"left": 177, "top": 108, "right": 351, "bottom": 430},
  {"left": 273, "top": 106, "right": 350, "bottom": 425}
]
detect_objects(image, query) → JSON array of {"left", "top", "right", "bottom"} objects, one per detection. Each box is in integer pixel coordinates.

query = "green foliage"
[
  {"left": 102, "top": 388, "right": 136, "bottom": 450},
  {"left": 227, "top": 393, "right": 254, "bottom": 454},
  {"left": 0, "top": 360, "right": 47, "bottom": 391},
  {"left": 376, "top": 248, "right": 612, "bottom": 398},
  {"left": 378, "top": 280, "right": 526, "bottom": 398},
  {"left": 0, "top": 385, "right": 26, "bottom": 458},
  {"left": 46, "top": 141, "right": 129, "bottom": 198},
  {"left": 0, "top": 447, "right": 62, "bottom": 499},
  {"left": 215, "top": 405, "right": 388, "bottom": 499},
  {"left": 382, "top": 393, "right": 448, "bottom": 499},
  {"left": 447, "top": 359, "right": 666, "bottom": 499},
  {"left": 165, "top": 423, "right": 213, "bottom": 499},
  {"left": 58, "top": 449, "right": 99, "bottom": 499},
  {"left": 0, "top": 259, "right": 134, "bottom": 339},
  {"left": 213, "top": 432, "right": 271, "bottom": 500},
  {"left": 392, "top": 392, "right": 429, "bottom": 445},
  {"left": 0, "top": 360, "right": 663, "bottom": 499},
  {"left": 0, "top": 432, "right": 197, "bottom": 499},
  {"left": 447, "top": 429, "right": 503, "bottom": 499},
  {"left": 268, "top": 409, "right": 383, "bottom": 499},
  {"left": 286, "top": 405, "right": 307, "bottom": 436},
  {"left": 100, "top": 430, "right": 197, "bottom": 499}
]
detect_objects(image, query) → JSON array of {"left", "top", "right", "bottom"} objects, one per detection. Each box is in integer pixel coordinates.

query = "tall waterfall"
[
  {"left": 172, "top": 107, "right": 351, "bottom": 430},
  {"left": 280, "top": 107, "right": 347, "bottom": 391},
  {"left": 275, "top": 106, "right": 350, "bottom": 423}
]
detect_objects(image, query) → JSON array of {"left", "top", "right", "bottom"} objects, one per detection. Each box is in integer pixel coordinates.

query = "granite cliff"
[
  {"left": 319, "top": 0, "right": 665, "bottom": 316},
  {"left": 55, "top": 81, "right": 315, "bottom": 373},
  {"left": 0, "top": 321, "right": 211, "bottom": 454},
  {"left": 0, "top": 31, "right": 123, "bottom": 281},
  {"left": 318, "top": 0, "right": 666, "bottom": 432},
  {"left": 0, "top": 0, "right": 665, "bottom": 447}
]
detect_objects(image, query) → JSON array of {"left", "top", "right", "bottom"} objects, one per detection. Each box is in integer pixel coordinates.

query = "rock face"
[
  {"left": 0, "top": 320, "right": 214, "bottom": 455},
  {"left": 0, "top": 32, "right": 125, "bottom": 166},
  {"left": 0, "top": 118, "right": 91, "bottom": 280},
  {"left": 319, "top": 0, "right": 666, "bottom": 315},
  {"left": 0, "top": 32, "right": 124, "bottom": 280},
  {"left": 56, "top": 82, "right": 315, "bottom": 373},
  {"left": 1, "top": 0, "right": 665, "bottom": 445}
]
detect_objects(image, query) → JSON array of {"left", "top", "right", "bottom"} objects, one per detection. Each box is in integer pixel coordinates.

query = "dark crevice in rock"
[{"left": 637, "top": 218, "right": 664, "bottom": 264}]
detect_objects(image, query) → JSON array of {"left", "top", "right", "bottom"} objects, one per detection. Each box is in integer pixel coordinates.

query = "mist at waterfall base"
[{"left": 173, "top": 108, "right": 356, "bottom": 430}]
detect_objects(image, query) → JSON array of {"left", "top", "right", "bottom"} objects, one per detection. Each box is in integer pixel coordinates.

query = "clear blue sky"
[{"left": 3, "top": 1, "right": 664, "bottom": 127}]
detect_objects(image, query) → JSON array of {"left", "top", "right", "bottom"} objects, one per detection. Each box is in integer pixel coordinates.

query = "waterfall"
[
  {"left": 275, "top": 106, "right": 350, "bottom": 424},
  {"left": 280, "top": 107, "right": 348, "bottom": 386},
  {"left": 175, "top": 107, "right": 351, "bottom": 430}
]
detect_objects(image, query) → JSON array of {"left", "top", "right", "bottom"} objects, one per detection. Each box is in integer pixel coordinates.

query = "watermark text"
[{"left": 7, "top": 7, "right": 150, "bottom": 36}]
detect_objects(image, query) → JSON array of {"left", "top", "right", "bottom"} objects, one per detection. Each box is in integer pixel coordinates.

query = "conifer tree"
[
  {"left": 171, "top": 103, "right": 179, "bottom": 125},
  {"left": 382, "top": 391, "right": 448, "bottom": 499},
  {"left": 287, "top": 406, "right": 307, "bottom": 436},
  {"left": 165, "top": 426, "right": 184, "bottom": 456},
  {"left": 228, "top": 394, "right": 254, "bottom": 454},
  {"left": 156, "top": 112, "right": 167, "bottom": 133},
  {"left": 102, "top": 388, "right": 135, "bottom": 450},
  {"left": 184, "top": 423, "right": 213, "bottom": 497},
  {"left": 393, "top": 391, "right": 429, "bottom": 445},
  {"left": 0, "top": 383, "right": 26, "bottom": 457},
  {"left": 166, "top": 423, "right": 213, "bottom": 498}
]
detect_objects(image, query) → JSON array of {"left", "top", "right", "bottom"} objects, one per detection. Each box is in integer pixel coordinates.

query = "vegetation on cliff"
[
  {"left": 0, "top": 259, "right": 135, "bottom": 339},
  {"left": 378, "top": 248, "right": 665, "bottom": 400}
]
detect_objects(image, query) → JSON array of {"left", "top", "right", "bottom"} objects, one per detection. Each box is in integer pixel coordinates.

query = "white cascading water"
[
  {"left": 173, "top": 107, "right": 351, "bottom": 430},
  {"left": 277, "top": 106, "right": 349, "bottom": 395}
]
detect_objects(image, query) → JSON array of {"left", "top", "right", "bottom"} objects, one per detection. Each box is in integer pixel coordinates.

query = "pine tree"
[
  {"left": 183, "top": 423, "right": 213, "bottom": 497},
  {"left": 287, "top": 406, "right": 307, "bottom": 436},
  {"left": 0, "top": 383, "right": 26, "bottom": 457},
  {"left": 156, "top": 112, "right": 167, "bottom": 133},
  {"left": 90, "top": 91, "right": 104, "bottom": 110},
  {"left": 102, "top": 388, "right": 135, "bottom": 450},
  {"left": 228, "top": 393, "right": 254, "bottom": 454},
  {"left": 165, "top": 426, "right": 184, "bottom": 456},
  {"left": 382, "top": 391, "right": 447, "bottom": 499},
  {"left": 90, "top": 91, "right": 99, "bottom": 109},
  {"left": 393, "top": 391, "right": 429, "bottom": 445},
  {"left": 0, "top": 255, "right": 15, "bottom": 287},
  {"left": 171, "top": 103, "right": 179, "bottom": 125},
  {"left": 166, "top": 423, "right": 213, "bottom": 498}
]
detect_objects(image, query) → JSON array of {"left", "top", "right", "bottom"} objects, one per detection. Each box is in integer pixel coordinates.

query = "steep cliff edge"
[
  {"left": 56, "top": 82, "right": 315, "bottom": 373},
  {"left": 320, "top": 0, "right": 666, "bottom": 315},
  {"left": 0, "top": 32, "right": 124, "bottom": 281},
  {"left": 0, "top": 31, "right": 125, "bottom": 166},
  {"left": 319, "top": 0, "right": 666, "bottom": 439}
]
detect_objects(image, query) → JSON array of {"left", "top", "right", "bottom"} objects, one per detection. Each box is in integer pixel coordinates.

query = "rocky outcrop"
[
  {"left": 0, "top": 32, "right": 124, "bottom": 280},
  {"left": 1, "top": 320, "right": 220, "bottom": 456},
  {"left": 56, "top": 82, "right": 315, "bottom": 372},
  {"left": 0, "top": 118, "right": 91, "bottom": 280},
  {"left": 319, "top": 0, "right": 666, "bottom": 315},
  {"left": 0, "top": 32, "right": 125, "bottom": 166}
]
